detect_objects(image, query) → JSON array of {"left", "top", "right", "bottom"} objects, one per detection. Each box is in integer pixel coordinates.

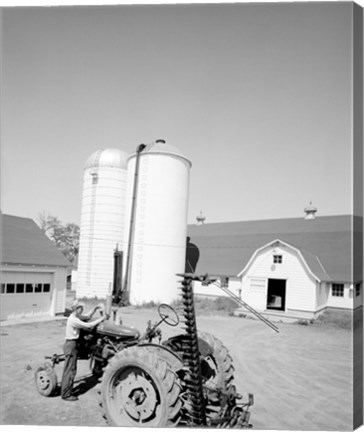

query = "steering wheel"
[{"left": 158, "top": 303, "right": 179, "bottom": 327}]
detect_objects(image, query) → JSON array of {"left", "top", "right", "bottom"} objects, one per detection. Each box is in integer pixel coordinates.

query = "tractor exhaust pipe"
[{"left": 113, "top": 245, "right": 123, "bottom": 304}]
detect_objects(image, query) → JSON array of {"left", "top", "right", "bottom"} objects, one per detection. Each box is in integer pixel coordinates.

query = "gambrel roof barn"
[
  {"left": 187, "top": 215, "right": 363, "bottom": 319},
  {"left": 187, "top": 215, "right": 362, "bottom": 282}
]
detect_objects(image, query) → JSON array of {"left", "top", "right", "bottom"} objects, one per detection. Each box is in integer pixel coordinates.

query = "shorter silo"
[
  {"left": 123, "top": 140, "right": 192, "bottom": 305},
  {"left": 77, "top": 148, "right": 129, "bottom": 299}
]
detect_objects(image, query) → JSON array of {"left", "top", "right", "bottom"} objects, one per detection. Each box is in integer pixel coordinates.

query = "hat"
[{"left": 71, "top": 300, "right": 85, "bottom": 311}]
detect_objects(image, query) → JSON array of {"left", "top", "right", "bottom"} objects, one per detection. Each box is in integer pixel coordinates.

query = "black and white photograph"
[{"left": 0, "top": 1, "right": 363, "bottom": 431}]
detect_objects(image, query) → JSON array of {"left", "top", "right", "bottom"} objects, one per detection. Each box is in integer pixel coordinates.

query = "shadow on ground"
[{"left": 73, "top": 374, "right": 100, "bottom": 396}]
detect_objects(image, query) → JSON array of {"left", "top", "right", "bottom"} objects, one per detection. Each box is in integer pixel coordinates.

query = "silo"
[
  {"left": 123, "top": 140, "right": 191, "bottom": 305},
  {"left": 77, "top": 148, "right": 129, "bottom": 299}
]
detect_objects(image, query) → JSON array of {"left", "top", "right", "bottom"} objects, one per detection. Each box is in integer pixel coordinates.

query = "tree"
[{"left": 37, "top": 212, "right": 80, "bottom": 263}]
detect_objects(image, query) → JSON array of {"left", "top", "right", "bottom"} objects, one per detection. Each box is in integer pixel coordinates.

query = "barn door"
[
  {"left": 267, "top": 279, "right": 286, "bottom": 311},
  {"left": 246, "top": 277, "right": 268, "bottom": 310}
]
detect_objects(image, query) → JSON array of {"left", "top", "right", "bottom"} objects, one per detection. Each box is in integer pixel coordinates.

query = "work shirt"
[{"left": 65, "top": 313, "right": 101, "bottom": 340}]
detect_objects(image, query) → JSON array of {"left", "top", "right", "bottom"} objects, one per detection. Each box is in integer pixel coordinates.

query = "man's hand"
[
  {"left": 92, "top": 315, "right": 107, "bottom": 328},
  {"left": 85, "top": 305, "right": 102, "bottom": 319},
  {"left": 97, "top": 304, "right": 106, "bottom": 316}
]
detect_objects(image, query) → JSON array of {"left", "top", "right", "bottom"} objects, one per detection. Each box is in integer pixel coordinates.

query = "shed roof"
[
  {"left": 187, "top": 215, "right": 363, "bottom": 283},
  {"left": 1, "top": 214, "right": 71, "bottom": 267}
]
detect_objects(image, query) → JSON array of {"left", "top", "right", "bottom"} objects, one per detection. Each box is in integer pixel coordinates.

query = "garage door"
[{"left": 0, "top": 271, "right": 53, "bottom": 319}]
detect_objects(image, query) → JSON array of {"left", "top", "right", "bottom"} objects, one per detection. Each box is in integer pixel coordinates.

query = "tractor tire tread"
[{"left": 99, "top": 346, "right": 181, "bottom": 427}]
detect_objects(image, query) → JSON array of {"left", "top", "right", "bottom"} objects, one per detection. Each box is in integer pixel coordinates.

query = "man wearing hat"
[{"left": 60, "top": 300, "right": 106, "bottom": 401}]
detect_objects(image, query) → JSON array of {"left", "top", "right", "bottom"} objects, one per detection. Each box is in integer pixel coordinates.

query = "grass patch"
[
  {"left": 131, "top": 296, "right": 239, "bottom": 316},
  {"left": 192, "top": 296, "right": 238, "bottom": 316},
  {"left": 66, "top": 293, "right": 238, "bottom": 317},
  {"left": 134, "top": 301, "right": 160, "bottom": 309},
  {"left": 314, "top": 309, "right": 353, "bottom": 330}
]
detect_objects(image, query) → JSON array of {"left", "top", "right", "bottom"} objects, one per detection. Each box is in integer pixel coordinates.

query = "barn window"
[
  {"left": 273, "top": 255, "right": 282, "bottom": 264},
  {"left": 16, "top": 284, "right": 25, "bottom": 293},
  {"left": 34, "top": 284, "right": 42, "bottom": 293},
  {"left": 6, "top": 284, "right": 15, "bottom": 294},
  {"left": 332, "top": 284, "right": 344, "bottom": 297},
  {"left": 43, "top": 284, "right": 51, "bottom": 292},
  {"left": 26, "top": 284, "right": 33, "bottom": 293},
  {"left": 1, "top": 284, "right": 5, "bottom": 294},
  {"left": 91, "top": 173, "right": 98, "bottom": 185},
  {"left": 356, "top": 283, "right": 361, "bottom": 297}
]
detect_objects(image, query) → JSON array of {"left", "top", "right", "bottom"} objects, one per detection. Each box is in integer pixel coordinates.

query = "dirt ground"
[{"left": 0, "top": 307, "right": 360, "bottom": 430}]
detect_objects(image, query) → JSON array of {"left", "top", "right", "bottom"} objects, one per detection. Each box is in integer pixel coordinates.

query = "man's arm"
[
  {"left": 83, "top": 305, "right": 101, "bottom": 319},
  {"left": 72, "top": 315, "right": 105, "bottom": 330}
]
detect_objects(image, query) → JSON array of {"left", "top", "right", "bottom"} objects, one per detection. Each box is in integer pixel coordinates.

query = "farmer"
[{"left": 60, "top": 300, "right": 106, "bottom": 401}]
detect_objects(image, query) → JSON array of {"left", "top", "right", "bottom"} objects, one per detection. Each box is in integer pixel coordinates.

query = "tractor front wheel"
[
  {"left": 99, "top": 347, "right": 182, "bottom": 427},
  {"left": 34, "top": 362, "right": 58, "bottom": 397}
]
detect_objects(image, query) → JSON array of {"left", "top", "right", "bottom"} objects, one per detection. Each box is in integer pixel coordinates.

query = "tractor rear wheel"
[
  {"left": 197, "top": 331, "right": 236, "bottom": 424},
  {"left": 198, "top": 331, "right": 235, "bottom": 390},
  {"left": 99, "top": 347, "right": 182, "bottom": 427}
]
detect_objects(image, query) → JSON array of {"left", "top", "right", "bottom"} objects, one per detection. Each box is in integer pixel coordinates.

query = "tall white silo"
[
  {"left": 123, "top": 140, "right": 191, "bottom": 305},
  {"left": 77, "top": 148, "right": 129, "bottom": 299}
]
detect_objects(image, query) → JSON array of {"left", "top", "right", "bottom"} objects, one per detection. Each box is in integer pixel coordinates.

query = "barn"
[
  {"left": 187, "top": 214, "right": 363, "bottom": 320},
  {"left": 0, "top": 214, "right": 70, "bottom": 320}
]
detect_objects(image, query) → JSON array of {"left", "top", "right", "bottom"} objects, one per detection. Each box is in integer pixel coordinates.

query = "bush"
[{"left": 295, "top": 319, "right": 310, "bottom": 326}]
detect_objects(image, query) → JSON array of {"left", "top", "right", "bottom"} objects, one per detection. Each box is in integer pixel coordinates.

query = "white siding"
[
  {"left": 54, "top": 267, "right": 67, "bottom": 314},
  {"left": 327, "top": 283, "right": 355, "bottom": 309},
  {"left": 193, "top": 279, "right": 241, "bottom": 298},
  {"left": 316, "top": 282, "right": 330, "bottom": 309},
  {"left": 71, "top": 269, "right": 78, "bottom": 291},
  {"left": 243, "top": 277, "right": 268, "bottom": 310},
  {"left": 241, "top": 244, "right": 317, "bottom": 313},
  {"left": 0, "top": 265, "right": 67, "bottom": 319}
]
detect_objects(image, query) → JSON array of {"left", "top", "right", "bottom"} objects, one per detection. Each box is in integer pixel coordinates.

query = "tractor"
[{"left": 35, "top": 273, "right": 277, "bottom": 427}]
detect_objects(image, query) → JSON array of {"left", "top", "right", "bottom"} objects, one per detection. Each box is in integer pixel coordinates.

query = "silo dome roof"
[
  {"left": 128, "top": 140, "right": 191, "bottom": 166},
  {"left": 84, "top": 148, "right": 129, "bottom": 170}
]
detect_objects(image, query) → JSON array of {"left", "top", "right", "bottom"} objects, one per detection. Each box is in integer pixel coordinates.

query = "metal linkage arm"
[
  {"left": 216, "top": 283, "right": 279, "bottom": 333},
  {"left": 177, "top": 273, "right": 279, "bottom": 333}
]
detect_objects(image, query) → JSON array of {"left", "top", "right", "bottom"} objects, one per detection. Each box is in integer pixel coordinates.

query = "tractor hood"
[{"left": 96, "top": 320, "right": 140, "bottom": 340}]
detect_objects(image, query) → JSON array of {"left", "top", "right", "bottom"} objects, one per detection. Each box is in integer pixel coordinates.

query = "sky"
[{"left": 1, "top": 2, "right": 361, "bottom": 227}]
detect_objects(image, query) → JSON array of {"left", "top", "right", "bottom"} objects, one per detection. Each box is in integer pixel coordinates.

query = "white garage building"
[
  {"left": 1, "top": 214, "right": 70, "bottom": 320},
  {"left": 187, "top": 214, "right": 363, "bottom": 320}
]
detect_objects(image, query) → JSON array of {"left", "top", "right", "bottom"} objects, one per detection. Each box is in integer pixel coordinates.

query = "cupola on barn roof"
[
  {"left": 196, "top": 211, "right": 206, "bottom": 225},
  {"left": 304, "top": 202, "right": 318, "bottom": 220},
  {"left": 84, "top": 148, "right": 129, "bottom": 170}
]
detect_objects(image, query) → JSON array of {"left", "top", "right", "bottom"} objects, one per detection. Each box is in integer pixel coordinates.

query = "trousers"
[{"left": 60, "top": 339, "right": 78, "bottom": 398}]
